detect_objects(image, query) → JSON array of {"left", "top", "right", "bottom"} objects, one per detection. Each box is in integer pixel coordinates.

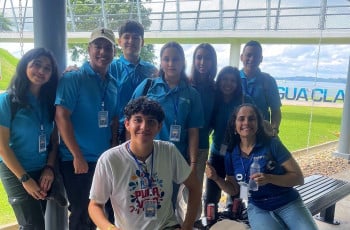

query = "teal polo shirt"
[
  {"left": 0, "top": 92, "right": 54, "bottom": 172},
  {"left": 240, "top": 69, "right": 281, "bottom": 121},
  {"left": 55, "top": 61, "right": 119, "bottom": 162},
  {"left": 132, "top": 77, "right": 204, "bottom": 158},
  {"left": 109, "top": 56, "right": 156, "bottom": 131},
  {"left": 193, "top": 83, "right": 215, "bottom": 149}
]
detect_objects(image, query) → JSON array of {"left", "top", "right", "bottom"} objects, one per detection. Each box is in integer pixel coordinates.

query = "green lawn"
[
  {"left": 0, "top": 181, "right": 16, "bottom": 225},
  {"left": 279, "top": 105, "right": 342, "bottom": 151},
  {"left": 0, "top": 48, "right": 18, "bottom": 90}
]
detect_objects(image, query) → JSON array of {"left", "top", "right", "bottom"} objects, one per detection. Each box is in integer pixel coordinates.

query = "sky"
[{"left": 1, "top": 42, "right": 349, "bottom": 80}]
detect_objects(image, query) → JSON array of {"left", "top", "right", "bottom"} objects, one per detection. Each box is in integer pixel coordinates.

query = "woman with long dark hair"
[
  {"left": 0, "top": 48, "right": 59, "bottom": 229},
  {"left": 206, "top": 103, "right": 317, "bottom": 230},
  {"left": 204, "top": 66, "right": 252, "bottom": 216},
  {"left": 189, "top": 43, "right": 217, "bottom": 196}
]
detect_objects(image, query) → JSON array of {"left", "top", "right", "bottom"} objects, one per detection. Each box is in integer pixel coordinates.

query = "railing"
[{"left": 1, "top": 0, "right": 350, "bottom": 34}]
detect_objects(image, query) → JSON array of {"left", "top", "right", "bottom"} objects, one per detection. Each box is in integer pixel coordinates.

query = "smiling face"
[
  {"left": 26, "top": 55, "right": 52, "bottom": 93},
  {"left": 240, "top": 45, "right": 263, "bottom": 76},
  {"left": 160, "top": 47, "right": 185, "bottom": 85},
  {"left": 118, "top": 32, "right": 144, "bottom": 61},
  {"left": 88, "top": 38, "right": 115, "bottom": 75},
  {"left": 219, "top": 73, "right": 237, "bottom": 98},
  {"left": 125, "top": 113, "right": 162, "bottom": 145},
  {"left": 235, "top": 105, "right": 258, "bottom": 139},
  {"left": 194, "top": 48, "right": 213, "bottom": 77}
]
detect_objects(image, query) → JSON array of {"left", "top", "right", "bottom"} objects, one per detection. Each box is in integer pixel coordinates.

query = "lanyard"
[
  {"left": 239, "top": 149, "right": 255, "bottom": 182},
  {"left": 31, "top": 103, "right": 44, "bottom": 133},
  {"left": 241, "top": 77, "right": 255, "bottom": 97},
  {"left": 98, "top": 77, "right": 109, "bottom": 111},
  {"left": 125, "top": 63, "right": 141, "bottom": 88},
  {"left": 126, "top": 142, "right": 154, "bottom": 189},
  {"left": 170, "top": 87, "right": 179, "bottom": 123}
]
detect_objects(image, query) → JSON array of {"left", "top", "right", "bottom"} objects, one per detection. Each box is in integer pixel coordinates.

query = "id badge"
[
  {"left": 169, "top": 124, "right": 181, "bottom": 142},
  {"left": 98, "top": 110, "right": 108, "bottom": 128},
  {"left": 38, "top": 133, "right": 47, "bottom": 153},
  {"left": 144, "top": 200, "right": 157, "bottom": 220},
  {"left": 239, "top": 182, "right": 249, "bottom": 200}
]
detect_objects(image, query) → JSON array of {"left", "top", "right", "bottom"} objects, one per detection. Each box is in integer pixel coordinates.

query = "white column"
[
  {"left": 334, "top": 57, "right": 350, "bottom": 160},
  {"left": 229, "top": 41, "right": 241, "bottom": 68}
]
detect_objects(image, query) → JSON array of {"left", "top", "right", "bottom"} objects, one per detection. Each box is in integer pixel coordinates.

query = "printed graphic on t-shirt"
[{"left": 128, "top": 169, "right": 165, "bottom": 214}]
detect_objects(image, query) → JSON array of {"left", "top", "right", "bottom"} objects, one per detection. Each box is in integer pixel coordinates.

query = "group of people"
[{"left": 0, "top": 19, "right": 318, "bottom": 230}]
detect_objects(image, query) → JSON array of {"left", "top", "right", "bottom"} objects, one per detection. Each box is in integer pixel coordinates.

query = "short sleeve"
[{"left": 0, "top": 93, "right": 12, "bottom": 128}]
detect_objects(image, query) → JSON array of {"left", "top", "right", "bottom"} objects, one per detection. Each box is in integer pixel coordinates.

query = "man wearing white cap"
[{"left": 55, "top": 27, "right": 119, "bottom": 230}]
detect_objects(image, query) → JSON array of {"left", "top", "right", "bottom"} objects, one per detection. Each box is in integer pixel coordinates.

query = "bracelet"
[{"left": 190, "top": 161, "right": 197, "bottom": 164}]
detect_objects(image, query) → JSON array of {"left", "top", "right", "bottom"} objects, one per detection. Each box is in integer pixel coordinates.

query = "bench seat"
[{"left": 296, "top": 174, "right": 350, "bottom": 225}]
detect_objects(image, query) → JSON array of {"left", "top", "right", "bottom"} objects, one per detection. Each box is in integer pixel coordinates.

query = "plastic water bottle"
[{"left": 249, "top": 157, "right": 260, "bottom": 191}]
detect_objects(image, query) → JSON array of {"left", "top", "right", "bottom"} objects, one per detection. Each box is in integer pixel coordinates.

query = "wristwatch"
[{"left": 18, "top": 173, "right": 31, "bottom": 183}]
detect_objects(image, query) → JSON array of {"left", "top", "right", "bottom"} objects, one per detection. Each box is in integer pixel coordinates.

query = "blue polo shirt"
[
  {"left": 225, "top": 138, "right": 299, "bottom": 211},
  {"left": 55, "top": 61, "right": 119, "bottom": 162},
  {"left": 193, "top": 83, "right": 215, "bottom": 149},
  {"left": 132, "top": 77, "right": 204, "bottom": 158},
  {"left": 210, "top": 94, "right": 253, "bottom": 155},
  {"left": 240, "top": 69, "right": 281, "bottom": 121},
  {"left": 0, "top": 92, "right": 54, "bottom": 172},
  {"left": 109, "top": 56, "right": 156, "bottom": 131}
]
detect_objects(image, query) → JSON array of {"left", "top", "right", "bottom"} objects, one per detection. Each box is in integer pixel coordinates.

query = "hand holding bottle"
[{"left": 249, "top": 157, "right": 260, "bottom": 191}]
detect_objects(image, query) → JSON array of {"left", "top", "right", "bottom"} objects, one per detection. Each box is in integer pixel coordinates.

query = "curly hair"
[
  {"left": 124, "top": 97, "right": 165, "bottom": 123},
  {"left": 7, "top": 47, "right": 59, "bottom": 121},
  {"left": 224, "top": 103, "right": 271, "bottom": 151}
]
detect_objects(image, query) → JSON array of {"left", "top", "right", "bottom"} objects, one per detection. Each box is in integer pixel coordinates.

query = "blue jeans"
[
  {"left": 60, "top": 161, "right": 96, "bottom": 230},
  {"left": 247, "top": 197, "right": 318, "bottom": 230},
  {"left": 0, "top": 162, "right": 46, "bottom": 230}
]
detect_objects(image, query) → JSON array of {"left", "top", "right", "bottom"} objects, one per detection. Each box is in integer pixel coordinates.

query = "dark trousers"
[
  {"left": 0, "top": 162, "right": 46, "bottom": 230},
  {"left": 60, "top": 161, "right": 96, "bottom": 230},
  {"left": 203, "top": 153, "right": 227, "bottom": 216}
]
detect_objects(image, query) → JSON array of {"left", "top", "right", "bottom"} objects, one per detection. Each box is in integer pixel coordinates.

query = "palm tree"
[{"left": 0, "top": 14, "right": 13, "bottom": 31}]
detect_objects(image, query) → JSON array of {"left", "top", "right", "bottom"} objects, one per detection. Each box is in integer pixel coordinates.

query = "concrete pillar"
[
  {"left": 334, "top": 57, "right": 350, "bottom": 160},
  {"left": 33, "top": 0, "right": 67, "bottom": 73},
  {"left": 229, "top": 41, "right": 241, "bottom": 68},
  {"left": 33, "top": 1, "right": 68, "bottom": 229}
]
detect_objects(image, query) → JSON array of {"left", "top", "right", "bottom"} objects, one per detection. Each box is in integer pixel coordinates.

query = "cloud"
[{"left": 260, "top": 44, "right": 350, "bottom": 79}]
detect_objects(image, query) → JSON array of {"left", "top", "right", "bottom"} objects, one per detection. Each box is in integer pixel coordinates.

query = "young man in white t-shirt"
[{"left": 88, "top": 97, "right": 201, "bottom": 230}]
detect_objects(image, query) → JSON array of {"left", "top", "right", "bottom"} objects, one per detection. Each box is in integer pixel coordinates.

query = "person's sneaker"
[{"left": 46, "top": 192, "right": 68, "bottom": 207}]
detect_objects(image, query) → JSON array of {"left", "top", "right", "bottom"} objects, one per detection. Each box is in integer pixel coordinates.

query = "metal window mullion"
[{"left": 233, "top": 0, "right": 240, "bottom": 30}]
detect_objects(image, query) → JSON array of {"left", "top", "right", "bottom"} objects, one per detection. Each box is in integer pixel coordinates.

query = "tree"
[
  {"left": 67, "top": 0, "right": 156, "bottom": 64},
  {"left": 0, "top": 14, "right": 13, "bottom": 31}
]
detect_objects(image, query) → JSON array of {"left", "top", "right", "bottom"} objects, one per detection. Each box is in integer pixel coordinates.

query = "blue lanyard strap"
[
  {"left": 31, "top": 103, "right": 44, "bottom": 132},
  {"left": 241, "top": 77, "right": 255, "bottom": 97},
  {"left": 96, "top": 76, "right": 110, "bottom": 110},
  {"left": 171, "top": 88, "right": 179, "bottom": 122},
  {"left": 126, "top": 142, "right": 154, "bottom": 189},
  {"left": 240, "top": 149, "right": 255, "bottom": 182}
]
